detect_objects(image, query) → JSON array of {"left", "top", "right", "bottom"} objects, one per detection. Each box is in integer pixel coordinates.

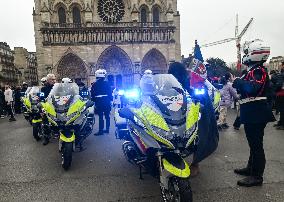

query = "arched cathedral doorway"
[
  {"left": 141, "top": 48, "right": 168, "bottom": 74},
  {"left": 97, "top": 46, "right": 133, "bottom": 88},
  {"left": 57, "top": 53, "right": 88, "bottom": 83}
]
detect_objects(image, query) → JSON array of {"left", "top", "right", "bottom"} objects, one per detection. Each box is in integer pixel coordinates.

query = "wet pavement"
[{"left": 0, "top": 110, "right": 283, "bottom": 202}]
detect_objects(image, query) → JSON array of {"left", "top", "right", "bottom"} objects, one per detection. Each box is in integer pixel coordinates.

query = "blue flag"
[{"left": 194, "top": 40, "right": 204, "bottom": 63}]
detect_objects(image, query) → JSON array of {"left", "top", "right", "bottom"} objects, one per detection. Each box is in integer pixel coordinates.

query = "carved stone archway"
[
  {"left": 97, "top": 45, "right": 133, "bottom": 87},
  {"left": 57, "top": 53, "right": 88, "bottom": 83},
  {"left": 141, "top": 48, "right": 168, "bottom": 74}
]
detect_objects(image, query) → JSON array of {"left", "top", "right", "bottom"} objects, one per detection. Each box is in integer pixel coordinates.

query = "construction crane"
[{"left": 200, "top": 15, "right": 254, "bottom": 70}]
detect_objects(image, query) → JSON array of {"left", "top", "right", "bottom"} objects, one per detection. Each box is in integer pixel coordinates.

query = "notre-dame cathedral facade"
[{"left": 33, "top": 0, "right": 181, "bottom": 87}]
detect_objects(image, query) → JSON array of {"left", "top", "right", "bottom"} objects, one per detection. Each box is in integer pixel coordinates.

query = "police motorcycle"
[
  {"left": 41, "top": 83, "right": 95, "bottom": 170},
  {"left": 21, "top": 86, "right": 45, "bottom": 140},
  {"left": 116, "top": 74, "right": 201, "bottom": 202},
  {"left": 21, "top": 87, "right": 33, "bottom": 124}
]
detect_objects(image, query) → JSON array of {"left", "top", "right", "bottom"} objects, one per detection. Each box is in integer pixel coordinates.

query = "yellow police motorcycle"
[
  {"left": 41, "top": 83, "right": 95, "bottom": 170},
  {"left": 22, "top": 86, "right": 45, "bottom": 141},
  {"left": 21, "top": 87, "right": 33, "bottom": 125},
  {"left": 117, "top": 74, "right": 200, "bottom": 202}
]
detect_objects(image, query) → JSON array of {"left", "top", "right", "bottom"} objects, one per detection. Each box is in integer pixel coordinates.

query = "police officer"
[
  {"left": 233, "top": 39, "right": 275, "bottom": 187},
  {"left": 91, "top": 69, "right": 112, "bottom": 136},
  {"left": 41, "top": 74, "right": 56, "bottom": 145},
  {"left": 41, "top": 74, "right": 56, "bottom": 99}
]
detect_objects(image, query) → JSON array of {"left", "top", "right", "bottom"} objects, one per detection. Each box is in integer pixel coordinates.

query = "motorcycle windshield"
[
  {"left": 28, "top": 86, "right": 40, "bottom": 96},
  {"left": 49, "top": 83, "right": 79, "bottom": 97},
  {"left": 48, "top": 83, "right": 80, "bottom": 113},
  {"left": 140, "top": 74, "right": 187, "bottom": 125},
  {"left": 25, "top": 87, "right": 32, "bottom": 96},
  {"left": 27, "top": 86, "right": 41, "bottom": 104}
]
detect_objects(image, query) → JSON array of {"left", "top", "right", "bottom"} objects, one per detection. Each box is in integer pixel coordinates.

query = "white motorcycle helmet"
[
  {"left": 41, "top": 77, "right": 47, "bottom": 82},
  {"left": 95, "top": 69, "right": 107, "bottom": 78},
  {"left": 62, "top": 77, "right": 72, "bottom": 83},
  {"left": 144, "top": 69, "right": 153, "bottom": 75},
  {"left": 242, "top": 39, "right": 270, "bottom": 65}
]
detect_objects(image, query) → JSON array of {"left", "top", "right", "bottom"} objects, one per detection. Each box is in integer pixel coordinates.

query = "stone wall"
[{"left": 33, "top": 0, "right": 181, "bottom": 84}]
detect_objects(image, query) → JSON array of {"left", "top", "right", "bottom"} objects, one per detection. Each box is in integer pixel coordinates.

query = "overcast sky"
[{"left": 0, "top": 0, "right": 283, "bottom": 63}]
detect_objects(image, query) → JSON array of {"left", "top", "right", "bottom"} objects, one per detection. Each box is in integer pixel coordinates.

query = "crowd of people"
[
  {"left": 0, "top": 39, "right": 283, "bottom": 188},
  {"left": 0, "top": 82, "right": 29, "bottom": 121}
]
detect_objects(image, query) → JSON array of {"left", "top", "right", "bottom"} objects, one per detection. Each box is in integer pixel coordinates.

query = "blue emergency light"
[
  {"left": 118, "top": 90, "right": 125, "bottom": 96},
  {"left": 124, "top": 88, "right": 140, "bottom": 99},
  {"left": 80, "top": 91, "right": 89, "bottom": 97},
  {"left": 194, "top": 88, "right": 205, "bottom": 95}
]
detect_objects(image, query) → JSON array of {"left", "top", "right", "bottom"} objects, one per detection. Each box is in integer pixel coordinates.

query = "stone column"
[{"left": 134, "top": 62, "right": 141, "bottom": 86}]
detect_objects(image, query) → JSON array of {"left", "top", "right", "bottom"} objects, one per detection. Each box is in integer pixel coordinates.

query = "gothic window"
[
  {"left": 153, "top": 6, "right": 160, "bottom": 25},
  {"left": 72, "top": 7, "right": 81, "bottom": 24},
  {"left": 58, "top": 7, "right": 66, "bottom": 24},
  {"left": 140, "top": 7, "right": 148, "bottom": 24}
]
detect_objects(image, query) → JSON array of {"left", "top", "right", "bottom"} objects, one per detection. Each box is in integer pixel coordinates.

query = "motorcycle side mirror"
[{"left": 119, "top": 108, "right": 134, "bottom": 121}]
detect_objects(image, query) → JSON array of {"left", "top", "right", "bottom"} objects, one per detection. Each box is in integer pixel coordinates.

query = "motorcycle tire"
[
  {"left": 161, "top": 177, "right": 193, "bottom": 202},
  {"left": 62, "top": 142, "right": 73, "bottom": 171},
  {"left": 32, "top": 123, "right": 41, "bottom": 141}
]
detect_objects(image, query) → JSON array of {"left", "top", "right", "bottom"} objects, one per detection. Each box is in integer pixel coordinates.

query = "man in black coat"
[
  {"left": 91, "top": 69, "right": 112, "bottom": 136},
  {"left": 169, "top": 62, "right": 219, "bottom": 176},
  {"left": 274, "top": 64, "right": 284, "bottom": 130},
  {"left": 233, "top": 39, "right": 275, "bottom": 187},
  {"left": 0, "top": 87, "right": 5, "bottom": 118}
]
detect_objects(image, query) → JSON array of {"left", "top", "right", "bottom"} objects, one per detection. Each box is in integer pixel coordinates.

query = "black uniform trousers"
[
  {"left": 244, "top": 123, "right": 267, "bottom": 177},
  {"left": 7, "top": 102, "right": 15, "bottom": 119},
  {"left": 97, "top": 109, "right": 110, "bottom": 132}
]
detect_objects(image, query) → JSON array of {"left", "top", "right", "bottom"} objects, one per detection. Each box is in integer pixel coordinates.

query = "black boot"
[
  {"left": 42, "top": 137, "right": 49, "bottom": 146},
  {"left": 94, "top": 131, "right": 103, "bottom": 136},
  {"left": 103, "top": 129, "right": 109, "bottom": 134},
  {"left": 237, "top": 176, "right": 263, "bottom": 187},
  {"left": 222, "top": 123, "right": 229, "bottom": 129},
  {"left": 234, "top": 167, "right": 251, "bottom": 176},
  {"left": 9, "top": 117, "right": 16, "bottom": 122}
]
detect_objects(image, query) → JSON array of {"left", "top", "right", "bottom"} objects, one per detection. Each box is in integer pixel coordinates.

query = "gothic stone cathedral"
[{"left": 33, "top": 0, "right": 181, "bottom": 87}]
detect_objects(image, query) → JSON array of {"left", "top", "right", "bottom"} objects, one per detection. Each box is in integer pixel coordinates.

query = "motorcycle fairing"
[
  {"left": 67, "top": 99, "right": 86, "bottom": 116},
  {"left": 213, "top": 91, "right": 221, "bottom": 111},
  {"left": 60, "top": 131, "right": 75, "bottom": 143},
  {"left": 186, "top": 102, "right": 200, "bottom": 130},
  {"left": 134, "top": 104, "right": 170, "bottom": 132},
  {"left": 133, "top": 104, "right": 174, "bottom": 149},
  {"left": 32, "top": 119, "right": 42, "bottom": 124},
  {"left": 129, "top": 124, "right": 162, "bottom": 154},
  {"left": 162, "top": 153, "right": 190, "bottom": 178},
  {"left": 22, "top": 97, "right": 31, "bottom": 111}
]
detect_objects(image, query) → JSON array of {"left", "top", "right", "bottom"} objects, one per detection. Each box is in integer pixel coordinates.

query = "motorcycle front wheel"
[
  {"left": 161, "top": 177, "right": 193, "bottom": 202},
  {"left": 32, "top": 123, "right": 41, "bottom": 141},
  {"left": 61, "top": 142, "right": 73, "bottom": 170}
]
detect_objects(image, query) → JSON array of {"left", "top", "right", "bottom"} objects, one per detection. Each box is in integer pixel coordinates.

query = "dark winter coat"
[
  {"left": 233, "top": 65, "right": 275, "bottom": 124},
  {"left": 193, "top": 89, "right": 219, "bottom": 164},
  {"left": 41, "top": 84, "right": 53, "bottom": 99},
  {"left": 91, "top": 79, "right": 112, "bottom": 112},
  {"left": 271, "top": 71, "right": 284, "bottom": 93}
]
